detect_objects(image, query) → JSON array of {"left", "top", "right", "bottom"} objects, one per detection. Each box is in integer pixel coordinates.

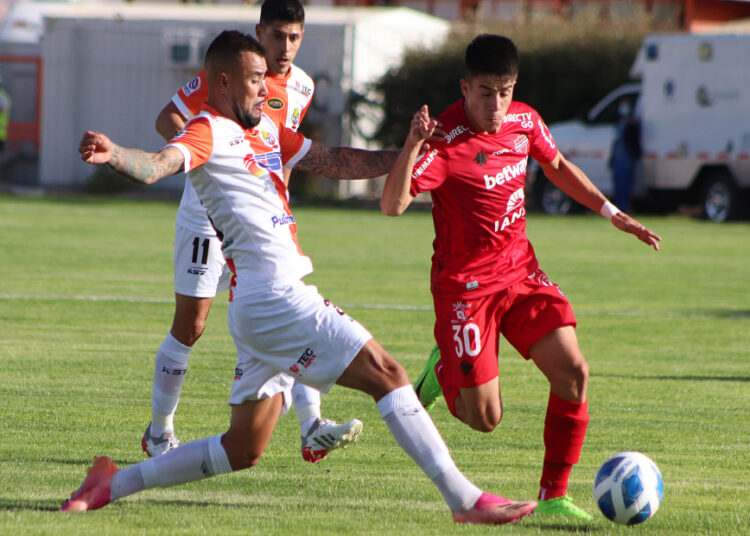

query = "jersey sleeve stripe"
[
  {"left": 284, "top": 137, "right": 312, "bottom": 169},
  {"left": 165, "top": 142, "right": 193, "bottom": 172},
  {"left": 172, "top": 94, "right": 195, "bottom": 121}
]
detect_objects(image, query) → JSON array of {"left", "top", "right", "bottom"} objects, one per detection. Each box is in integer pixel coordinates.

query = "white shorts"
[
  {"left": 227, "top": 280, "right": 372, "bottom": 406},
  {"left": 173, "top": 224, "right": 231, "bottom": 298}
]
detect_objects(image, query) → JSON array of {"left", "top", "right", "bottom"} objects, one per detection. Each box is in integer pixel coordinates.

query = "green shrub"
[
  {"left": 370, "top": 15, "right": 668, "bottom": 148},
  {"left": 84, "top": 163, "right": 140, "bottom": 194}
]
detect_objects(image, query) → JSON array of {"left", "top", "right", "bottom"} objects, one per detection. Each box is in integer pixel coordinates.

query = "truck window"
[{"left": 588, "top": 90, "right": 640, "bottom": 125}]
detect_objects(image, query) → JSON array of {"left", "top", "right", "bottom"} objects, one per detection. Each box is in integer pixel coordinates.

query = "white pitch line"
[{"left": 1, "top": 294, "right": 748, "bottom": 318}]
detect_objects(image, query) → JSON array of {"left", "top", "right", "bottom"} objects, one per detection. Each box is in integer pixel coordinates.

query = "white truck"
[{"left": 532, "top": 32, "right": 750, "bottom": 221}]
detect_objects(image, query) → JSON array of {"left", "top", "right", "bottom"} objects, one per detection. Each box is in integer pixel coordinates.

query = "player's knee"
[
  {"left": 171, "top": 317, "right": 206, "bottom": 346},
  {"left": 227, "top": 450, "right": 262, "bottom": 471},
  {"left": 572, "top": 358, "right": 589, "bottom": 396},
  {"left": 339, "top": 342, "right": 410, "bottom": 399},
  {"left": 367, "top": 351, "right": 410, "bottom": 394},
  {"left": 466, "top": 412, "right": 501, "bottom": 433},
  {"left": 457, "top": 401, "right": 502, "bottom": 432},
  {"left": 221, "top": 436, "right": 263, "bottom": 471}
]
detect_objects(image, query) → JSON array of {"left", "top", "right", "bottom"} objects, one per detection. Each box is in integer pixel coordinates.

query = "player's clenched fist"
[
  {"left": 408, "top": 105, "right": 445, "bottom": 149},
  {"left": 79, "top": 130, "right": 114, "bottom": 164}
]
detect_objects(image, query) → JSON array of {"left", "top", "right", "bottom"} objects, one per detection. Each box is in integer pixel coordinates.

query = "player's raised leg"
[
  {"left": 62, "top": 395, "right": 283, "bottom": 512},
  {"left": 337, "top": 339, "right": 536, "bottom": 525},
  {"left": 530, "top": 326, "right": 592, "bottom": 520}
]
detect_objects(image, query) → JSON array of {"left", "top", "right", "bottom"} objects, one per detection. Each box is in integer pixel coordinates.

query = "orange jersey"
[
  {"left": 171, "top": 65, "right": 314, "bottom": 235},
  {"left": 167, "top": 105, "right": 312, "bottom": 299},
  {"left": 172, "top": 65, "right": 314, "bottom": 132}
]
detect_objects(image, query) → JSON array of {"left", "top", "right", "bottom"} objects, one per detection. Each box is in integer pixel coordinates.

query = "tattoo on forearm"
[
  {"left": 298, "top": 144, "right": 399, "bottom": 180},
  {"left": 109, "top": 146, "right": 183, "bottom": 184}
]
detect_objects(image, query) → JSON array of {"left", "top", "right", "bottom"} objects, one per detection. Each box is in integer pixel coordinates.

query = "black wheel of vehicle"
[
  {"left": 700, "top": 172, "right": 743, "bottom": 222},
  {"left": 534, "top": 173, "right": 573, "bottom": 215}
]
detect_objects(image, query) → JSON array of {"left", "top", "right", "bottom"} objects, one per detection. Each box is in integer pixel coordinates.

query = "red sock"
[{"left": 539, "top": 393, "right": 589, "bottom": 500}]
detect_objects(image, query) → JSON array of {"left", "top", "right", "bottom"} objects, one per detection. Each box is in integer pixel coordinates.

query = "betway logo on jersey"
[
  {"left": 412, "top": 149, "right": 438, "bottom": 179},
  {"left": 483, "top": 157, "right": 528, "bottom": 189}
]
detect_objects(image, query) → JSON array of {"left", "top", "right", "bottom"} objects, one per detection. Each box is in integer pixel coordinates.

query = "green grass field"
[{"left": 0, "top": 193, "right": 748, "bottom": 535}]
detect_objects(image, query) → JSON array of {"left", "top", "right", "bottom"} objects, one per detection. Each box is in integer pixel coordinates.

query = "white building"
[{"left": 2, "top": 2, "right": 449, "bottom": 195}]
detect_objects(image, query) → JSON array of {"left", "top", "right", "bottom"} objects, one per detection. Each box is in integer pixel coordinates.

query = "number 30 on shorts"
[{"left": 452, "top": 323, "right": 482, "bottom": 357}]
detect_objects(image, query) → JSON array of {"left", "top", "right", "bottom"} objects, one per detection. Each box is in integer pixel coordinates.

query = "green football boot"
[
  {"left": 535, "top": 495, "right": 593, "bottom": 520},
  {"left": 413, "top": 344, "right": 443, "bottom": 410}
]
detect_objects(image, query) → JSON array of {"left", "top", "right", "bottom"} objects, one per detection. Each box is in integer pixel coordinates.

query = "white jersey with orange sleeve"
[
  {"left": 166, "top": 105, "right": 313, "bottom": 300},
  {"left": 171, "top": 65, "right": 314, "bottom": 235}
]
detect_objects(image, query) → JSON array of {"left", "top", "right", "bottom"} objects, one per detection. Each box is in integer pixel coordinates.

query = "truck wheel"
[
  {"left": 700, "top": 172, "right": 742, "bottom": 222},
  {"left": 535, "top": 177, "right": 573, "bottom": 215}
]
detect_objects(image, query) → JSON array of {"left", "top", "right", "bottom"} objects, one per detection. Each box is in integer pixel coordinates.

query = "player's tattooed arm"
[
  {"left": 295, "top": 142, "right": 399, "bottom": 180},
  {"left": 78, "top": 130, "right": 184, "bottom": 184},
  {"left": 108, "top": 146, "right": 184, "bottom": 185}
]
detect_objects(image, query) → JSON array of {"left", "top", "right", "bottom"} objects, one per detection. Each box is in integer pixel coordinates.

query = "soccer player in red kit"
[{"left": 381, "top": 34, "right": 661, "bottom": 520}]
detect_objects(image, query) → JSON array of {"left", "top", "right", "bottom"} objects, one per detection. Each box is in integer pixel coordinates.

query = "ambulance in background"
[{"left": 531, "top": 32, "right": 750, "bottom": 222}]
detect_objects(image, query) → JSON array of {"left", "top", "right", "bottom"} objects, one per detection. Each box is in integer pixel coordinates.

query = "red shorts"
[{"left": 433, "top": 268, "right": 576, "bottom": 417}]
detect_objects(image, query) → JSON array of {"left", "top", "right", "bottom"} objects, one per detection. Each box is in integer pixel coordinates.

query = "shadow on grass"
[
  {"left": 0, "top": 497, "right": 258, "bottom": 513},
  {"left": 593, "top": 373, "right": 750, "bottom": 383},
  {"left": 701, "top": 309, "right": 750, "bottom": 319},
  {"left": 0, "top": 498, "right": 61, "bottom": 512},
  {"left": 523, "top": 520, "right": 597, "bottom": 532}
]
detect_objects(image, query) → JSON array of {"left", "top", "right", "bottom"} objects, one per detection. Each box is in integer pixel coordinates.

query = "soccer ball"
[{"left": 593, "top": 451, "right": 663, "bottom": 525}]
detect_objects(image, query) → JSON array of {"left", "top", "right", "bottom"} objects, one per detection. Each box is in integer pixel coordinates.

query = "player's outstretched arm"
[
  {"left": 78, "top": 130, "right": 185, "bottom": 185},
  {"left": 381, "top": 105, "right": 441, "bottom": 216},
  {"left": 295, "top": 143, "right": 399, "bottom": 181},
  {"left": 540, "top": 152, "right": 661, "bottom": 251},
  {"left": 155, "top": 101, "right": 188, "bottom": 142}
]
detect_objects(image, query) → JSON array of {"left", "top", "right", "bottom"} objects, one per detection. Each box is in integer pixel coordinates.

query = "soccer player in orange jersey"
[
  {"left": 63, "top": 31, "right": 537, "bottom": 525},
  {"left": 381, "top": 34, "right": 661, "bottom": 520},
  {"left": 144, "top": 0, "right": 361, "bottom": 464}
]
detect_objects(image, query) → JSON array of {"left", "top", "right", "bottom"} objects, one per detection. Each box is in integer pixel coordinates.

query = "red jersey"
[{"left": 410, "top": 99, "right": 558, "bottom": 299}]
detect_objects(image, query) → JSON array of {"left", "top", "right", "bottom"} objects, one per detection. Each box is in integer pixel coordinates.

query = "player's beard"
[{"left": 233, "top": 101, "right": 261, "bottom": 130}]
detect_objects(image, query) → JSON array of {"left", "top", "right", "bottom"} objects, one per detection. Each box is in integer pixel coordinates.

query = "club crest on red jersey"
[
  {"left": 514, "top": 135, "right": 529, "bottom": 153},
  {"left": 452, "top": 301, "right": 472, "bottom": 322}
]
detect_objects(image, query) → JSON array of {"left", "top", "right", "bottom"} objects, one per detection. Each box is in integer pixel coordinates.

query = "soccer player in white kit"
[
  {"left": 62, "top": 30, "right": 538, "bottom": 525},
  {"left": 145, "top": 0, "right": 361, "bottom": 464}
]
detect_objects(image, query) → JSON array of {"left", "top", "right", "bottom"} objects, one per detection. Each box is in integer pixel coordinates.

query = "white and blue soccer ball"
[{"left": 593, "top": 451, "right": 663, "bottom": 525}]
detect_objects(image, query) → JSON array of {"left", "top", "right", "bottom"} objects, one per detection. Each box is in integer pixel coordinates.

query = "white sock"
[
  {"left": 151, "top": 332, "right": 192, "bottom": 436},
  {"left": 292, "top": 382, "right": 321, "bottom": 436},
  {"left": 376, "top": 385, "right": 482, "bottom": 514},
  {"left": 111, "top": 435, "right": 232, "bottom": 501}
]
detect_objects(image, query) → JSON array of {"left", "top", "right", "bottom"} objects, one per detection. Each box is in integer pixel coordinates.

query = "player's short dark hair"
[
  {"left": 205, "top": 30, "right": 265, "bottom": 73},
  {"left": 260, "top": 0, "right": 305, "bottom": 27},
  {"left": 465, "top": 34, "right": 519, "bottom": 81}
]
